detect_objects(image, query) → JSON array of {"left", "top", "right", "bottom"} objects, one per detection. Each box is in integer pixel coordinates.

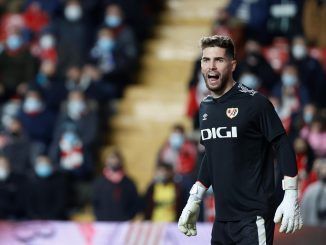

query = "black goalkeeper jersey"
[{"left": 198, "top": 82, "right": 286, "bottom": 221}]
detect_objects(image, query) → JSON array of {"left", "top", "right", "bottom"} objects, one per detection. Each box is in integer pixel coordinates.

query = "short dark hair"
[{"left": 200, "top": 35, "right": 235, "bottom": 59}]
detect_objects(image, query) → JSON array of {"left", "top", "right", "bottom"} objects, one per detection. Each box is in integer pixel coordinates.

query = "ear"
[{"left": 231, "top": 59, "right": 237, "bottom": 72}]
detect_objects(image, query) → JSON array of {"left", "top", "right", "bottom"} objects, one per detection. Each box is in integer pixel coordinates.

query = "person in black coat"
[
  {"left": 92, "top": 149, "right": 139, "bottom": 221},
  {"left": 0, "top": 155, "right": 26, "bottom": 220},
  {"left": 24, "top": 154, "right": 67, "bottom": 220}
]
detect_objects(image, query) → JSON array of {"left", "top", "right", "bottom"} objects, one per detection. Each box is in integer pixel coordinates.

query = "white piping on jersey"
[
  {"left": 202, "top": 95, "right": 213, "bottom": 102},
  {"left": 256, "top": 216, "right": 267, "bottom": 245},
  {"left": 238, "top": 83, "right": 257, "bottom": 96}
]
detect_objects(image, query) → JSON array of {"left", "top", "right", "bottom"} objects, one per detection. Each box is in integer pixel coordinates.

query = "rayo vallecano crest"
[{"left": 226, "top": 108, "right": 238, "bottom": 119}]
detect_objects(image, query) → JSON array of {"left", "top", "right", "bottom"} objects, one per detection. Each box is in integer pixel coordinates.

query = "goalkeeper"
[{"left": 178, "top": 35, "right": 302, "bottom": 245}]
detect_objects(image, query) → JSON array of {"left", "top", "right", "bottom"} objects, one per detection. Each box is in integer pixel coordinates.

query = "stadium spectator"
[
  {"left": 34, "top": 32, "right": 58, "bottom": 63},
  {"left": 64, "top": 64, "right": 116, "bottom": 102},
  {"left": 24, "top": 154, "right": 67, "bottom": 220},
  {"left": 18, "top": 88, "right": 56, "bottom": 156},
  {"left": 211, "top": 7, "right": 245, "bottom": 58},
  {"left": 23, "top": 0, "right": 61, "bottom": 17},
  {"left": 301, "top": 158, "right": 326, "bottom": 227},
  {"left": 158, "top": 124, "right": 197, "bottom": 191},
  {"left": 144, "top": 162, "right": 182, "bottom": 222},
  {"left": 0, "top": 155, "right": 26, "bottom": 219},
  {"left": 90, "top": 26, "right": 135, "bottom": 96},
  {"left": 234, "top": 39, "right": 279, "bottom": 92},
  {"left": 226, "top": 0, "right": 271, "bottom": 44},
  {"left": 0, "top": 29, "right": 37, "bottom": 101},
  {"left": 300, "top": 111, "right": 326, "bottom": 158},
  {"left": 272, "top": 64, "right": 310, "bottom": 132},
  {"left": 92, "top": 149, "right": 139, "bottom": 221},
  {"left": 54, "top": 0, "right": 88, "bottom": 76},
  {"left": 52, "top": 90, "right": 98, "bottom": 153},
  {"left": 0, "top": 117, "right": 31, "bottom": 175},
  {"left": 288, "top": 36, "right": 326, "bottom": 107},
  {"left": 23, "top": 1, "right": 49, "bottom": 34},
  {"left": 33, "top": 60, "right": 66, "bottom": 113}
]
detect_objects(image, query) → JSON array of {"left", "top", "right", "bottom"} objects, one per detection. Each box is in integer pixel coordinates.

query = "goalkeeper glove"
[
  {"left": 178, "top": 182, "right": 207, "bottom": 236},
  {"left": 274, "top": 176, "right": 303, "bottom": 233}
]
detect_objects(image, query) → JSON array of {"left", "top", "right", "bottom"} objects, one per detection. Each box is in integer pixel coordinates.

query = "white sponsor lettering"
[{"left": 201, "top": 127, "right": 238, "bottom": 140}]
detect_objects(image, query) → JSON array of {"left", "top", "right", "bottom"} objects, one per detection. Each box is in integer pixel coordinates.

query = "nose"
[{"left": 209, "top": 60, "right": 217, "bottom": 70}]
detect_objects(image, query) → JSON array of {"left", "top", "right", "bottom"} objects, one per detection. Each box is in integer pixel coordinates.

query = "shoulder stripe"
[
  {"left": 237, "top": 83, "right": 257, "bottom": 96},
  {"left": 202, "top": 95, "right": 213, "bottom": 102}
]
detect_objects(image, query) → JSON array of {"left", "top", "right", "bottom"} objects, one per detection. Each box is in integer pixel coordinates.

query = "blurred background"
[{"left": 0, "top": 0, "right": 325, "bottom": 244}]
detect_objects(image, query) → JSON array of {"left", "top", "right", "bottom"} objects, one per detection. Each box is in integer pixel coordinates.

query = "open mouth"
[{"left": 207, "top": 73, "right": 220, "bottom": 81}]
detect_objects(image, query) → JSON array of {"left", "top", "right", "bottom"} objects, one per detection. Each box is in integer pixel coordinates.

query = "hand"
[
  {"left": 274, "top": 189, "right": 303, "bottom": 233},
  {"left": 178, "top": 182, "right": 207, "bottom": 236},
  {"left": 178, "top": 199, "right": 201, "bottom": 236}
]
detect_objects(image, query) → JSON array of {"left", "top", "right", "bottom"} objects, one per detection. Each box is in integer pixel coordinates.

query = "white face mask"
[
  {"left": 292, "top": 44, "right": 307, "bottom": 60},
  {"left": 23, "top": 97, "right": 43, "bottom": 113},
  {"left": 169, "top": 132, "right": 184, "bottom": 150},
  {"left": 240, "top": 74, "right": 259, "bottom": 89},
  {"left": 59, "top": 132, "right": 78, "bottom": 151},
  {"left": 282, "top": 73, "right": 298, "bottom": 87},
  {"left": 67, "top": 100, "right": 86, "bottom": 119},
  {"left": 40, "top": 35, "right": 55, "bottom": 49},
  {"left": 0, "top": 168, "right": 9, "bottom": 181},
  {"left": 64, "top": 5, "right": 82, "bottom": 21}
]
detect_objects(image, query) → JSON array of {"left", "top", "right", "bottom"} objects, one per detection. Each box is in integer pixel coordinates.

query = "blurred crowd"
[
  {"left": 0, "top": 0, "right": 165, "bottom": 221},
  {"left": 0, "top": 0, "right": 325, "bottom": 229}
]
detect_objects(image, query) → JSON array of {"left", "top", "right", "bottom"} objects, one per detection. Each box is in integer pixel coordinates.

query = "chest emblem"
[
  {"left": 202, "top": 113, "right": 208, "bottom": 120},
  {"left": 226, "top": 108, "right": 238, "bottom": 119}
]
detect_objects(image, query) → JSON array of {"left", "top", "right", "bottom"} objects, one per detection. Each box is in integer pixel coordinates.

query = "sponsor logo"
[
  {"left": 226, "top": 108, "right": 238, "bottom": 119},
  {"left": 201, "top": 127, "right": 238, "bottom": 140},
  {"left": 202, "top": 113, "right": 208, "bottom": 120}
]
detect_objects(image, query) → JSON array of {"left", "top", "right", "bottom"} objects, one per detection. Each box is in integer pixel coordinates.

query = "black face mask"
[
  {"left": 109, "top": 165, "right": 122, "bottom": 172},
  {"left": 10, "top": 131, "right": 21, "bottom": 137}
]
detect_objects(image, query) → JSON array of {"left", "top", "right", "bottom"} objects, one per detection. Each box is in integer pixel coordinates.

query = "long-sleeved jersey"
[{"left": 198, "top": 82, "right": 297, "bottom": 221}]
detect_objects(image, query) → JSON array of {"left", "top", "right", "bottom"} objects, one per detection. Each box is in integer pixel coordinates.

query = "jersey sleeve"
[
  {"left": 271, "top": 134, "right": 298, "bottom": 177},
  {"left": 255, "top": 95, "right": 285, "bottom": 142},
  {"left": 197, "top": 153, "right": 211, "bottom": 188}
]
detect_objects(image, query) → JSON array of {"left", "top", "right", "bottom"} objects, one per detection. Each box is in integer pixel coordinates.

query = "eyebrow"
[{"left": 201, "top": 56, "right": 225, "bottom": 61}]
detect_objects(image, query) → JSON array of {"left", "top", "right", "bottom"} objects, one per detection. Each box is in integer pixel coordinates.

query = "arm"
[
  {"left": 178, "top": 152, "right": 209, "bottom": 236},
  {"left": 256, "top": 96, "right": 302, "bottom": 233},
  {"left": 272, "top": 134, "right": 303, "bottom": 233}
]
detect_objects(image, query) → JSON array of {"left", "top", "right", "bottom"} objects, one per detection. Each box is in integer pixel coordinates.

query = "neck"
[{"left": 211, "top": 79, "right": 236, "bottom": 98}]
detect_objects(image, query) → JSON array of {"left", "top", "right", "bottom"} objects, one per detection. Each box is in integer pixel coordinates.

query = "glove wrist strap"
[
  {"left": 282, "top": 176, "right": 298, "bottom": 190},
  {"left": 189, "top": 182, "right": 207, "bottom": 201}
]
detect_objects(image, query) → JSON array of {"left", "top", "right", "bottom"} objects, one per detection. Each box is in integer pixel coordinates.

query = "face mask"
[
  {"left": 108, "top": 164, "right": 122, "bottom": 172},
  {"left": 6, "top": 35, "right": 23, "bottom": 50},
  {"left": 240, "top": 74, "right": 259, "bottom": 89},
  {"left": 169, "top": 133, "right": 184, "bottom": 150},
  {"left": 64, "top": 5, "right": 82, "bottom": 21},
  {"left": 105, "top": 15, "right": 122, "bottom": 28},
  {"left": 67, "top": 100, "right": 86, "bottom": 119},
  {"left": 23, "top": 97, "right": 43, "bottom": 113},
  {"left": 292, "top": 44, "right": 307, "bottom": 60},
  {"left": 282, "top": 73, "right": 297, "bottom": 87},
  {"left": 60, "top": 132, "right": 78, "bottom": 151},
  {"left": 40, "top": 35, "right": 55, "bottom": 49},
  {"left": 97, "top": 37, "right": 114, "bottom": 51},
  {"left": 155, "top": 175, "right": 167, "bottom": 183},
  {"left": 35, "top": 163, "right": 52, "bottom": 178},
  {"left": 0, "top": 168, "right": 9, "bottom": 181},
  {"left": 303, "top": 112, "right": 313, "bottom": 124}
]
